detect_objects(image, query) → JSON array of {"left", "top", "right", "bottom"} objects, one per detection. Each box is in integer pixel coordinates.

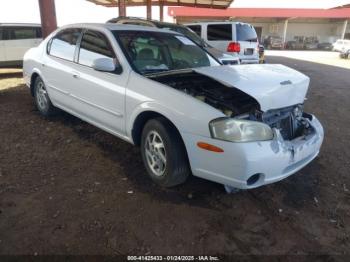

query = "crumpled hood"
[{"left": 193, "top": 64, "right": 310, "bottom": 111}]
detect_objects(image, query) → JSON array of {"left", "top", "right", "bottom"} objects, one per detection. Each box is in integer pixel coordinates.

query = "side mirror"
[{"left": 92, "top": 57, "right": 116, "bottom": 72}]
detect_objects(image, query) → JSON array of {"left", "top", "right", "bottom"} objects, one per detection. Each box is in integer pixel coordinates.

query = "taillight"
[{"left": 227, "top": 42, "right": 240, "bottom": 53}]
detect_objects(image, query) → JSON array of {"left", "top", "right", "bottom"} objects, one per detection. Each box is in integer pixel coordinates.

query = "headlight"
[{"left": 209, "top": 118, "right": 274, "bottom": 142}]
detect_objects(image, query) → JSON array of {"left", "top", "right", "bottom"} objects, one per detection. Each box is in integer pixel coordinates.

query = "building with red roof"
[{"left": 168, "top": 7, "right": 350, "bottom": 46}]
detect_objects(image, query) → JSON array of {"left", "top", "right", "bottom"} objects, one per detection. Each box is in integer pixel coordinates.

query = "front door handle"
[{"left": 72, "top": 71, "right": 80, "bottom": 79}]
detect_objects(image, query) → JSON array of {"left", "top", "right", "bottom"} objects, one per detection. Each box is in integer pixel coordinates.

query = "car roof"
[
  {"left": 0, "top": 23, "right": 41, "bottom": 27},
  {"left": 60, "top": 23, "right": 179, "bottom": 34},
  {"left": 109, "top": 17, "right": 188, "bottom": 29}
]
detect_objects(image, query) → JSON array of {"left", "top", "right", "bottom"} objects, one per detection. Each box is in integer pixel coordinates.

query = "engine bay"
[
  {"left": 148, "top": 70, "right": 313, "bottom": 141},
  {"left": 148, "top": 71, "right": 260, "bottom": 116}
]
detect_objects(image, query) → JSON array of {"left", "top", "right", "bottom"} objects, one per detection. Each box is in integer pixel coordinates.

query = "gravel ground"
[{"left": 0, "top": 57, "right": 349, "bottom": 257}]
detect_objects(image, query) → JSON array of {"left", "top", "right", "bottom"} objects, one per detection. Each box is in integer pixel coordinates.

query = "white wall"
[{"left": 248, "top": 20, "right": 345, "bottom": 42}]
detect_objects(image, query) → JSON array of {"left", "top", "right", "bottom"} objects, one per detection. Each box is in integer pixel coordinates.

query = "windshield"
[
  {"left": 114, "top": 31, "right": 219, "bottom": 75},
  {"left": 236, "top": 24, "right": 257, "bottom": 42}
]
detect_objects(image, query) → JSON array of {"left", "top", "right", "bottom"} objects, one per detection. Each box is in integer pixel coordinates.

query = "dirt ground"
[
  {"left": 266, "top": 50, "right": 350, "bottom": 70},
  {"left": 0, "top": 57, "right": 349, "bottom": 257}
]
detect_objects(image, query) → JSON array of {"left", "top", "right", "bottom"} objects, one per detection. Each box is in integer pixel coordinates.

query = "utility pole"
[{"left": 38, "top": 0, "right": 57, "bottom": 38}]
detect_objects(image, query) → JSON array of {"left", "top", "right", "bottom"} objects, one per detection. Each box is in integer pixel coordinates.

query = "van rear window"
[
  {"left": 207, "top": 24, "right": 232, "bottom": 41},
  {"left": 236, "top": 24, "right": 257, "bottom": 42}
]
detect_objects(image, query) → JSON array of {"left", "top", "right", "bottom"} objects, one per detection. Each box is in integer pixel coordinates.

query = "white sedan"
[{"left": 23, "top": 24, "right": 324, "bottom": 191}]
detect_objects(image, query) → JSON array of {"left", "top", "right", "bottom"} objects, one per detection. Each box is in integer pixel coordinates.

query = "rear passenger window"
[
  {"left": 78, "top": 30, "right": 116, "bottom": 67},
  {"left": 48, "top": 29, "right": 81, "bottom": 61},
  {"left": 207, "top": 24, "right": 232, "bottom": 41},
  {"left": 188, "top": 25, "right": 201, "bottom": 36},
  {"left": 9, "top": 27, "right": 37, "bottom": 40}
]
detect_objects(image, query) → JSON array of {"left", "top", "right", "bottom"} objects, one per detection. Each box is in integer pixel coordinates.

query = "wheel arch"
[
  {"left": 131, "top": 109, "right": 192, "bottom": 174},
  {"left": 131, "top": 110, "right": 182, "bottom": 147},
  {"left": 29, "top": 71, "right": 42, "bottom": 97}
]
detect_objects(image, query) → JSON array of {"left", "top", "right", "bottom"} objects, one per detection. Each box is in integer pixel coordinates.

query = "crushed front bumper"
[{"left": 182, "top": 114, "right": 324, "bottom": 189}]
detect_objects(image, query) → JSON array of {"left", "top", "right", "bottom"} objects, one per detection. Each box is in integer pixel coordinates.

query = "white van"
[
  {"left": 186, "top": 22, "right": 259, "bottom": 64},
  {"left": 0, "top": 23, "right": 43, "bottom": 68},
  {"left": 332, "top": 39, "right": 350, "bottom": 52}
]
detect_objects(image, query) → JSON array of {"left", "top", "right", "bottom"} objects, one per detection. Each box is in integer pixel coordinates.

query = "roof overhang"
[
  {"left": 168, "top": 7, "right": 350, "bottom": 19},
  {"left": 87, "top": 0, "right": 234, "bottom": 9}
]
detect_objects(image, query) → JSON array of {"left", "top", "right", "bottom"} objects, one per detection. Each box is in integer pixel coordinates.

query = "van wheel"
[
  {"left": 34, "top": 76, "right": 57, "bottom": 117},
  {"left": 141, "top": 117, "right": 190, "bottom": 187}
]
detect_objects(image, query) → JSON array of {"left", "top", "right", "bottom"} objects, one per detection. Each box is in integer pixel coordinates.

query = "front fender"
[{"left": 126, "top": 101, "right": 188, "bottom": 140}]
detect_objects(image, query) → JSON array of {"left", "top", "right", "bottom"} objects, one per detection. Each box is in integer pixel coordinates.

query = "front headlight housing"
[{"left": 209, "top": 118, "right": 274, "bottom": 142}]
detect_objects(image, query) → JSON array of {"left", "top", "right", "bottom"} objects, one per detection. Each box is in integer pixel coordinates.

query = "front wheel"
[
  {"left": 141, "top": 118, "right": 190, "bottom": 187},
  {"left": 34, "top": 76, "right": 57, "bottom": 117}
]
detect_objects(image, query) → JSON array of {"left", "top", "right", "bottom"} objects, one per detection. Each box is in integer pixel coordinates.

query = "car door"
[
  {"left": 68, "top": 29, "right": 127, "bottom": 135},
  {"left": 4, "top": 27, "right": 42, "bottom": 62},
  {"left": 42, "top": 28, "right": 82, "bottom": 110}
]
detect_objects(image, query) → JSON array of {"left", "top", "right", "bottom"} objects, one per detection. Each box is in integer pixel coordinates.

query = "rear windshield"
[{"left": 236, "top": 24, "right": 257, "bottom": 42}]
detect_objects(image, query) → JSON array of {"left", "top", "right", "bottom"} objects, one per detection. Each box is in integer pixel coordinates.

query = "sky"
[{"left": 0, "top": 0, "right": 349, "bottom": 26}]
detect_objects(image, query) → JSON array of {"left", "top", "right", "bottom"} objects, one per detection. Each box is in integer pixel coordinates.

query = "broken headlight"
[{"left": 209, "top": 118, "right": 274, "bottom": 142}]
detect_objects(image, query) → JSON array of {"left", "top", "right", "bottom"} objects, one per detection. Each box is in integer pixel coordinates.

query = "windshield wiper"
[
  {"left": 145, "top": 68, "right": 193, "bottom": 77},
  {"left": 142, "top": 68, "right": 170, "bottom": 75}
]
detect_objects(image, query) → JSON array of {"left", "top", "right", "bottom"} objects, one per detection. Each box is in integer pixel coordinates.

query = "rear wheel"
[
  {"left": 34, "top": 76, "right": 57, "bottom": 117},
  {"left": 141, "top": 118, "right": 190, "bottom": 187}
]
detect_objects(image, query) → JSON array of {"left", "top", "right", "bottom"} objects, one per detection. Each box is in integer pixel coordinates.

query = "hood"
[{"left": 193, "top": 64, "right": 309, "bottom": 111}]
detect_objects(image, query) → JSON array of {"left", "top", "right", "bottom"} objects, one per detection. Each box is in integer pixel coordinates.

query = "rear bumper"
[
  {"left": 182, "top": 115, "right": 324, "bottom": 189},
  {"left": 240, "top": 58, "right": 259, "bottom": 64}
]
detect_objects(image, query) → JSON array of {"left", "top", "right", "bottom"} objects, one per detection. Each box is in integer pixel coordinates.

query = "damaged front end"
[
  {"left": 148, "top": 68, "right": 323, "bottom": 191},
  {"left": 238, "top": 105, "right": 314, "bottom": 141},
  {"left": 148, "top": 70, "right": 314, "bottom": 142}
]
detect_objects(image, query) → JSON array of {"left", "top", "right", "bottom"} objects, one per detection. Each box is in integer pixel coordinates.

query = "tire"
[
  {"left": 141, "top": 117, "right": 190, "bottom": 187},
  {"left": 33, "top": 76, "right": 57, "bottom": 117}
]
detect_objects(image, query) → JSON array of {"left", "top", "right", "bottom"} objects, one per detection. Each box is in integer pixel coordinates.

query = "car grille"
[{"left": 255, "top": 106, "right": 304, "bottom": 140}]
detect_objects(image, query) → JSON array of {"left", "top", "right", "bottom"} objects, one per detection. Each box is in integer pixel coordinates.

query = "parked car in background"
[
  {"left": 339, "top": 49, "right": 350, "bottom": 59},
  {"left": 285, "top": 40, "right": 297, "bottom": 50},
  {"left": 264, "top": 35, "right": 284, "bottom": 49},
  {"left": 107, "top": 17, "right": 240, "bottom": 65},
  {"left": 186, "top": 21, "right": 259, "bottom": 64},
  {"left": 304, "top": 42, "right": 319, "bottom": 50},
  {"left": 303, "top": 37, "right": 318, "bottom": 50},
  {"left": 287, "top": 36, "right": 308, "bottom": 50},
  {"left": 317, "top": 42, "right": 333, "bottom": 50},
  {"left": 333, "top": 39, "right": 350, "bottom": 52},
  {"left": 23, "top": 23, "right": 324, "bottom": 192},
  {"left": 0, "top": 23, "right": 42, "bottom": 68}
]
